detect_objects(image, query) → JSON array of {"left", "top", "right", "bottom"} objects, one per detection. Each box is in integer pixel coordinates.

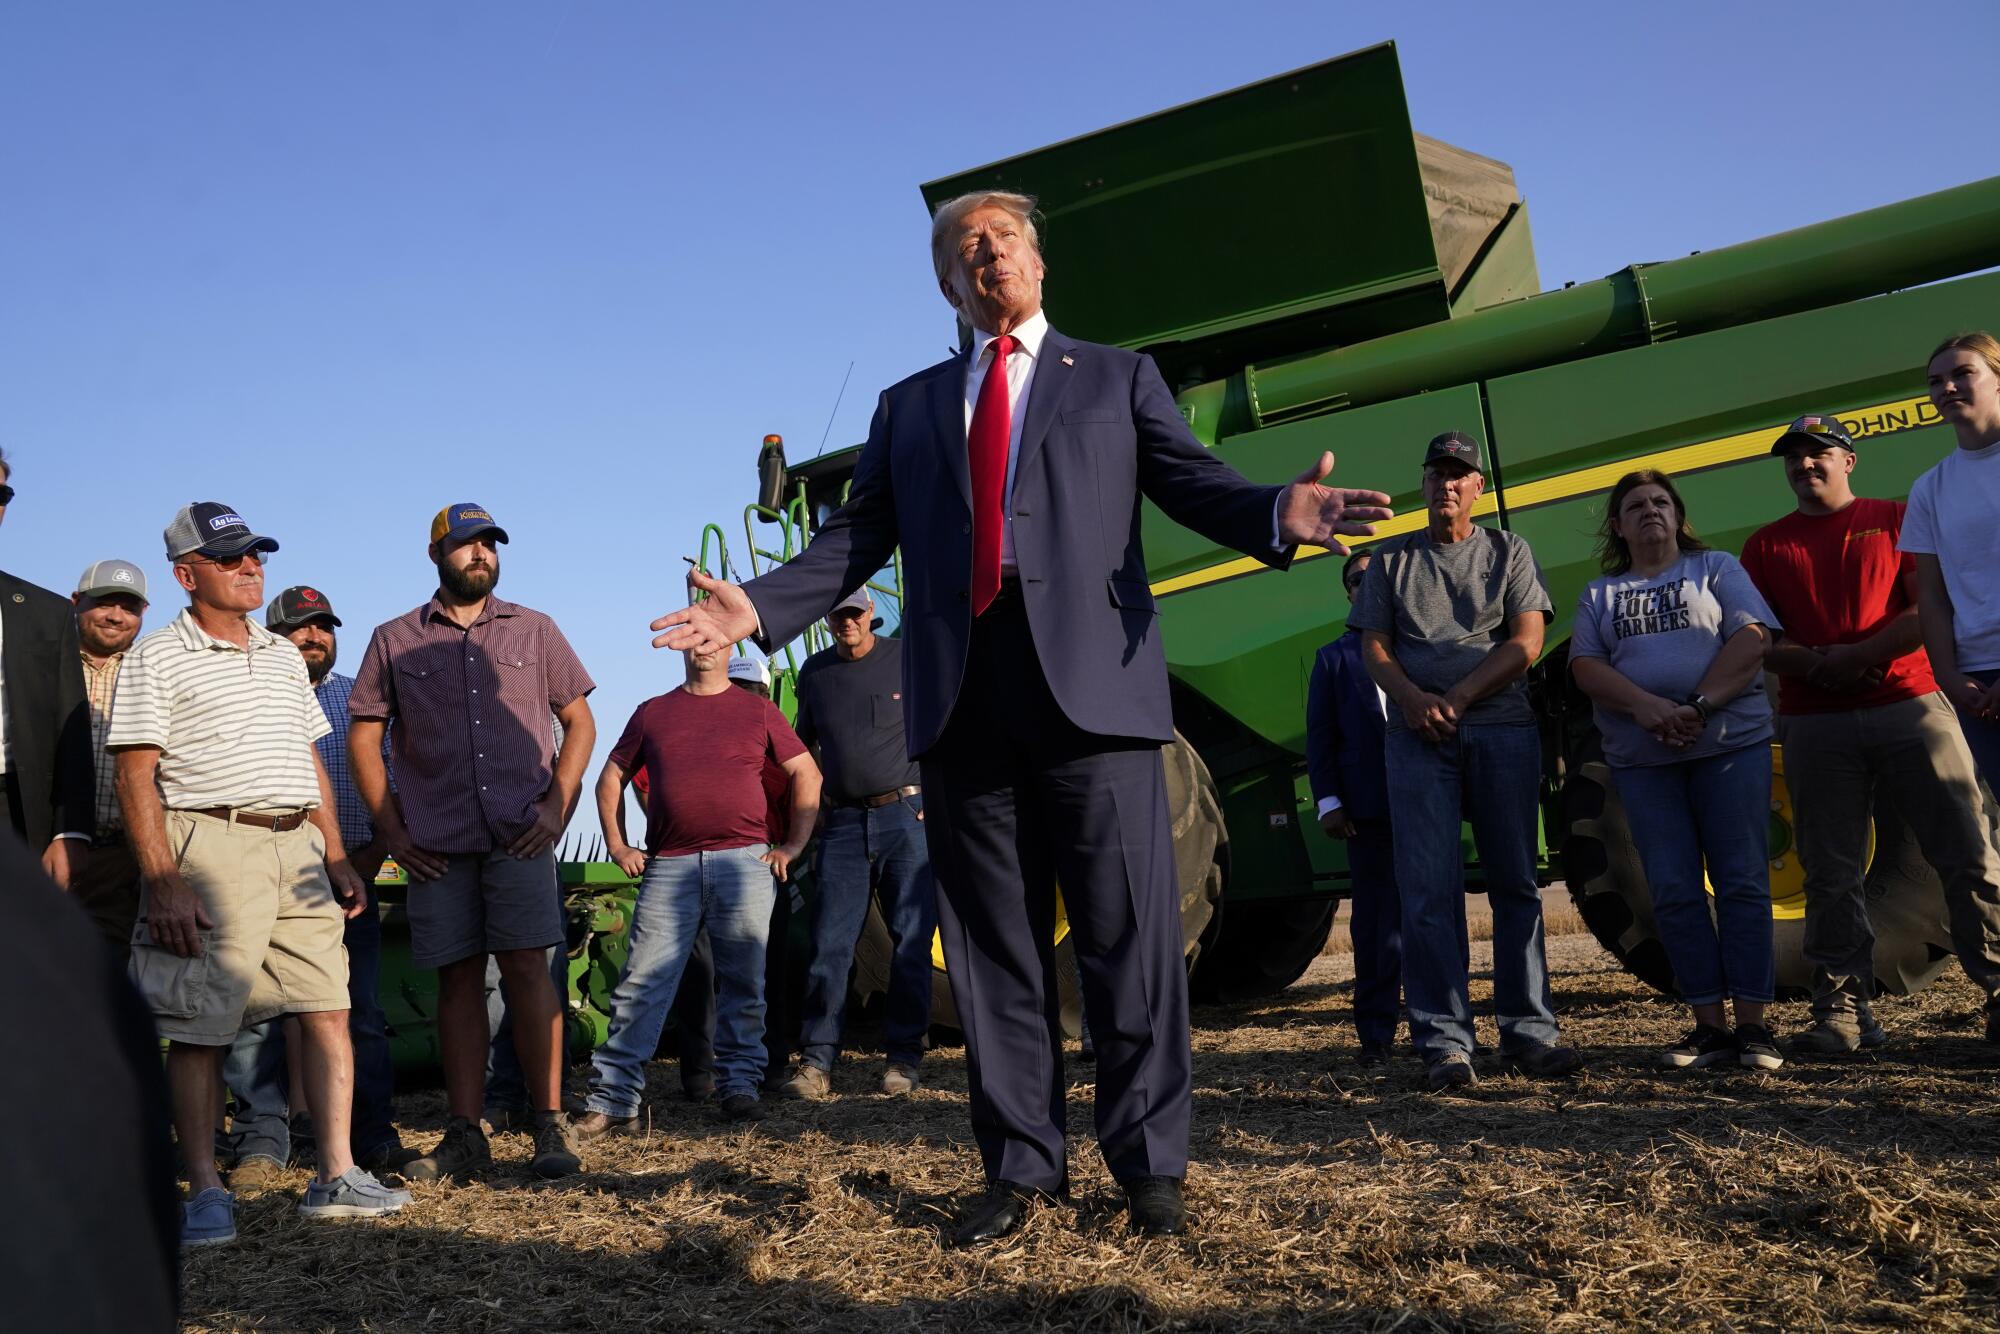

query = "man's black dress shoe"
[
  {"left": 1123, "top": 1176, "right": 1186, "bottom": 1236},
  {"left": 950, "top": 1180, "right": 1060, "bottom": 1248}
]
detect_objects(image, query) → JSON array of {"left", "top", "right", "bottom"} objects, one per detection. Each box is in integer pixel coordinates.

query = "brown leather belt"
[
  {"left": 850, "top": 785, "right": 921, "bottom": 809},
  {"left": 188, "top": 806, "right": 312, "bottom": 832}
]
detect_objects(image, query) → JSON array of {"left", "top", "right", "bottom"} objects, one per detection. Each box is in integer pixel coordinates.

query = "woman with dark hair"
[{"left": 1570, "top": 469, "right": 1784, "bottom": 1071}]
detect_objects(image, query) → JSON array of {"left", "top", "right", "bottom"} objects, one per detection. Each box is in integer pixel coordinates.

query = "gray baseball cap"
[
  {"left": 164, "top": 500, "right": 280, "bottom": 561},
  {"left": 830, "top": 588, "right": 873, "bottom": 617},
  {"left": 75, "top": 559, "right": 148, "bottom": 601}
]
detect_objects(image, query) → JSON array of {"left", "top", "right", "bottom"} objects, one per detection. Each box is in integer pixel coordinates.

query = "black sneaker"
[
  {"left": 1355, "top": 1042, "right": 1389, "bottom": 1068},
  {"left": 355, "top": 1142, "right": 426, "bottom": 1177},
  {"left": 719, "top": 1093, "right": 768, "bottom": 1123},
  {"left": 1736, "top": 1024, "right": 1784, "bottom": 1071},
  {"left": 530, "top": 1112, "right": 581, "bottom": 1179},
  {"left": 1503, "top": 1042, "right": 1584, "bottom": 1078},
  {"left": 1659, "top": 1023, "right": 1737, "bottom": 1070},
  {"left": 404, "top": 1116, "right": 492, "bottom": 1183}
]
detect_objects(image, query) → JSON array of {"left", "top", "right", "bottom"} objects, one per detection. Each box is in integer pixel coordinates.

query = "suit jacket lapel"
[
  {"left": 930, "top": 352, "right": 972, "bottom": 513},
  {"left": 1014, "top": 327, "right": 1079, "bottom": 484},
  {"left": 0, "top": 573, "right": 24, "bottom": 711}
]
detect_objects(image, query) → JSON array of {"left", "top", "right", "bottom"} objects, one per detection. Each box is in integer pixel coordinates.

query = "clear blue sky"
[{"left": 5, "top": 4, "right": 1995, "bottom": 839}]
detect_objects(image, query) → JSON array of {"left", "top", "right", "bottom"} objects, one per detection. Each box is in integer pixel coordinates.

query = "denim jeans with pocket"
[
  {"left": 799, "top": 797, "right": 936, "bottom": 1070},
  {"left": 1386, "top": 720, "right": 1560, "bottom": 1063},
  {"left": 1609, "top": 744, "right": 1775, "bottom": 1007},
  {"left": 585, "top": 845, "right": 777, "bottom": 1114}
]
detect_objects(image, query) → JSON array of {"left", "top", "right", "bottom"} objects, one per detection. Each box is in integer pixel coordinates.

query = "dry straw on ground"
[{"left": 185, "top": 932, "right": 2000, "bottom": 1333}]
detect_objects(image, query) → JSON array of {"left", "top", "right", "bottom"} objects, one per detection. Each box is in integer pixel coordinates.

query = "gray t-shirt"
[
  {"left": 1571, "top": 550, "right": 1778, "bottom": 768},
  {"left": 1347, "top": 526, "right": 1553, "bottom": 730}
]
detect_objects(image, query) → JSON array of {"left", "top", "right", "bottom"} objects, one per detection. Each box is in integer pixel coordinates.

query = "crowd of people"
[
  {"left": 1307, "top": 331, "right": 2000, "bottom": 1089},
  {"left": 5, "top": 185, "right": 2000, "bottom": 1261}
]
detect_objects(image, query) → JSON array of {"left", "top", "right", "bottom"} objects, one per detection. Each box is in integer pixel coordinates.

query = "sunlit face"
[
  {"left": 939, "top": 204, "right": 1045, "bottom": 332},
  {"left": 1422, "top": 461, "right": 1484, "bottom": 521},
  {"left": 434, "top": 534, "right": 500, "bottom": 600},
  {"left": 283, "top": 619, "right": 338, "bottom": 684},
  {"left": 74, "top": 591, "right": 147, "bottom": 656},
  {"left": 175, "top": 549, "right": 267, "bottom": 613},
  {"left": 1614, "top": 483, "right": 1680, "bottom": 547},
  {"left": 1780, "top": 441, "right": 1855, "bottom": 506},
  {"left": 1928, "top": 349, "right": 2000, "bottom": 435}
]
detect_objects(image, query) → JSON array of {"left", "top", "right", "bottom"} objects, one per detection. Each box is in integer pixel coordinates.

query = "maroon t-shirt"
[{"left": 610, "top": 687, "right": 806, "bottom": 857}]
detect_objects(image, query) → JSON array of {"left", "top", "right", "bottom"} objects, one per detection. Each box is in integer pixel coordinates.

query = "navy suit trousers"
[{"left": 918, "top": 591, "right": 1190, "bottom": 1189}]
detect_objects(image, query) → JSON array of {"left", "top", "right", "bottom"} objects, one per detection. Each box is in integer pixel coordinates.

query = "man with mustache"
[
  {"left": 1743, "top": 414, "right": 2000, "bottom": 1051},
  {"left": 69, "top": 558, "right": 151, "bottom": 954},
  {"left": 348, "top": 504, "right": 596, "bottom": 1182},
  {"left": 113, "top": 501, "right": 407, "bottom": 1247}
]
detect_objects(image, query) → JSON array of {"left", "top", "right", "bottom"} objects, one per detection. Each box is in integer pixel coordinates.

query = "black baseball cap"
[
  {"left": 1423, "top": 430, "right": 1485, "bottom": 474},
  {"left": 1770, "top": 414, "right": 1856, "bottom": 455},
  {"left": 266, "top": 585, "right": 342, "bottom": 630},
  {"left": 164, "top": 501, "right": 280, "bottom": 561}
]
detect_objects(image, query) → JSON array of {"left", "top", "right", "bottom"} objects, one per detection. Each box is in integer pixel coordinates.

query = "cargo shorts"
[{"left": 129, "top": 810, "right": 351, "bottom": 1045}]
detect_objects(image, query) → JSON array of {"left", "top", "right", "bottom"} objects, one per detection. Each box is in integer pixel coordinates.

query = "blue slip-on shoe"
[
  {"left": 298, "top": 1166, "right": 413, "bottom": 1220},
  {"left": 182, "top": 1187, "right": 238, "bottom": 1248}
]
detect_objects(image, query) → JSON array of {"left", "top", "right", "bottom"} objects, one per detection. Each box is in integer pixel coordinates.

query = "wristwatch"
[{"left": 1684, "top": 692, "right": 1714, "bottom": 722}]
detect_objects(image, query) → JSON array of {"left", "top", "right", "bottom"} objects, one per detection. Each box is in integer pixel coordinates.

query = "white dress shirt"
[{"left": 964, "top": 310, "right": 1049, "bottom": 574}]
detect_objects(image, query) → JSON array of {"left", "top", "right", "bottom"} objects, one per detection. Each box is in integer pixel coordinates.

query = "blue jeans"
[
  {"left": 1959, "top": 671, "right": 2000, "bottom": 791},
  {"left": 220, "top": 1017, "right": 289, "bottom": 1166},
  {"left": 1610, "top": 746, "right": 1776, "bottom": 1006},
  {"left": 1346, "top": 821, "right": 1404, "bottom": 1048},
  {"left": 483, "top": 943, "right": 570, "bottom": 1114},
  {"left": 800, "top": 797, "right": 936, "bottom": 1070},
  {"left": 585, "top": 845, "right": 777, "bottom": 1115},
  {"left": 345, "top": 906, "right": 400, "bottom": 1157},
  {"left": 1386, "top": 721, "right": 1559, "bottom": 1062}
]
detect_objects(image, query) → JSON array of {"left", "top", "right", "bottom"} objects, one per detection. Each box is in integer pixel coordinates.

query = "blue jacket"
[
  {"left": 1306, "top": 629, "right": 1390, "bottom": 823},
  {"left": 744, "top": 327, "right": 1292, "bottom": 756}
]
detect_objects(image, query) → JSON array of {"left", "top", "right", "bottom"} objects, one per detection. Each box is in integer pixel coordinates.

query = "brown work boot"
[
  {"left": 880, "top": 1064, "right": 922, "bottom": 1096},
  {"left": 530, "top": 1112, "right": 582, "bottom": 1178},
  {"left": 777, "top": 1062, "right": 832, "bottom": 1100},
  {"left": 227, "top": 1156, "right": 286, "bottom": 1192},
  {"left": 568, "top": 1109, "right": 640, "bottom": 1142},
  {"left": 403, "top": 1116, "right": 491, "bottom": 1183},
  {"left": 1790, "top": 1019, "right": 1862, "bottom": 1055}
]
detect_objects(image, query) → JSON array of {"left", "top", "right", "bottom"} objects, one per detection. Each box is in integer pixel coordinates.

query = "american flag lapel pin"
[{"left": 1061, "top": 353, "right": 1074, "bottom": 366}]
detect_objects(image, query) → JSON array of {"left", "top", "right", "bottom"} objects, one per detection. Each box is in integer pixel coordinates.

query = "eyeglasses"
[
  {"left": 0, "top": 484, "right": 14, "bottom": 505},
  {"left": 187, "top": 549, "right": 269, "bottom": 571}
]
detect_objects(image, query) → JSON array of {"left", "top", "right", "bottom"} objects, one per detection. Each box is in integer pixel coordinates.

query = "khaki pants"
[
  {"left": 129, "top": 810, "right": 349, "bottom": 1046},
  {"left": 69, "top": 838, "right": 144, "bottom": 962},
  {"left": 1785, "top": 692, "right": 2000, "bottom": 1019}
]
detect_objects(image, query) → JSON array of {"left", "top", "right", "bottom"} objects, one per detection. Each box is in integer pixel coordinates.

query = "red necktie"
[{"left": 968, "top": 333, "right": 1017, "bottom": 615}]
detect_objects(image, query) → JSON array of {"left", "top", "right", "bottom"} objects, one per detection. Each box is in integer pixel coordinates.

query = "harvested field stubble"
[{"left": 186, "top": 933, "right": 2000, "bottom": 1332}]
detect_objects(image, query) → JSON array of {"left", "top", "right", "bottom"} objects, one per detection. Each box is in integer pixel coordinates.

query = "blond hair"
[
  {"left": 929, "top": 190, "right": 1041, "bottom": 284},
  {"left": 1928, "top": 330, "right": 2000, "bottom": 381}
]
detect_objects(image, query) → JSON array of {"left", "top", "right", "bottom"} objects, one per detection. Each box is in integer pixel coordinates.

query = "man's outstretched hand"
[
  {"left": 1277, "top": 452, "right": 1395, "bottom": 553},
  {"left": 651, "top": 568, "right": 760, "bottom": 654}
]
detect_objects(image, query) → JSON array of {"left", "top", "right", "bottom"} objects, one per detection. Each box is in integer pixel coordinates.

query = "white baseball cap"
[{"left": 726, "top": 655, "right": 771, "bottom": 687}]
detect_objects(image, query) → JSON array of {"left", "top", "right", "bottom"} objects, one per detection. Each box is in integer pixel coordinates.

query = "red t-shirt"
[
  {"left": 611, "top": 687, "right": 806, "bottom": 856},
  {"left": 630, "top": 759, "right": 791, "bottom": 843},
  {"left": 1739, "top": 497, "right": 1937, "bottom": 715}
]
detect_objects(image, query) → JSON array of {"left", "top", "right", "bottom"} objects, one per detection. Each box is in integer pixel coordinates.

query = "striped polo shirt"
[{"left": 107, "top": 609, "right": 331, "bottom": 812}]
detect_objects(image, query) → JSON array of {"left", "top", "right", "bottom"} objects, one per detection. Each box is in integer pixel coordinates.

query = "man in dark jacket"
[
  {"left": 0, "top": 451, "right": 94, "bottom": 886},
  {"left": 1306, "top": 551, "right": 1403, "bottom": 1065}
]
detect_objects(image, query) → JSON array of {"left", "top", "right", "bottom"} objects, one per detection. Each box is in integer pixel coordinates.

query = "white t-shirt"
[{"left": 1899, "top": 438, "right": 2000, "bottom": 672}]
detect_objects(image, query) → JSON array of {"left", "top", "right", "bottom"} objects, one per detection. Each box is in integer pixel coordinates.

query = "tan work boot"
[
  {"left": 880, "top": 1064, "right": 922, "bottom": 1096},
  {"left": 1789, "top": 1019, "right": 1862, "bottom": 1054},
  {"left": 227, "top": 1156, "right": 286, "bottom": 1191},
  {"left": 777, "top": 1062, "right": 832, "bottom": 1100}
]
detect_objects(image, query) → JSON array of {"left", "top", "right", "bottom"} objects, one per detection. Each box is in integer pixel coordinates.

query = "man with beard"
[
  {"left": 348, "top": 504, "right": 595, "bottom": 1181},
  {"left": 572, "top": 641, "right": 819, "bottom": 1136},
  {"left": 114, "top": 501, "right": 406, "bottom": 1246},
  {"left": 69, "top": 558, "right": 150, "bottom": 954}
]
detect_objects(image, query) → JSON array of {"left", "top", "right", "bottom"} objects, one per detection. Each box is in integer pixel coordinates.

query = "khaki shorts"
[{"left": 129, "top": 810, "right": 350, "bottom": 1045}]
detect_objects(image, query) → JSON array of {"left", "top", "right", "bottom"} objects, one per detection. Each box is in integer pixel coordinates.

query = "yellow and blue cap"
[{"left": 430, "top": 503, "right": 509, "bottom": 547}]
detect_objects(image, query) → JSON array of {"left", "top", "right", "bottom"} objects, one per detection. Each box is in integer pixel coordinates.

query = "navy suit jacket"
[
  {"left": 744, "top": 326, "right": 1293, "bottom": 757},
  {"left": 1306, "top": 629, "right": 1390, "bottom": 823},
  {"left": 0, "top": 570, "right": 92, "bottom": 849}
]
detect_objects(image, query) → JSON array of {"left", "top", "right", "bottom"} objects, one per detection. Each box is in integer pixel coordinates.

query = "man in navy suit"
[
  {"left": 653, "top": 190, "right": 1391, "bottom": 1243},
  {"left": 1306, "top": 551, "right": 1404, "bottom": 1065}
]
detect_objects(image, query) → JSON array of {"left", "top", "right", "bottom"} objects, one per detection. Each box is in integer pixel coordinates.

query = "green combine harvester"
[{"left": 377, "top": 41, "right": 2000, "bottom": 1067}]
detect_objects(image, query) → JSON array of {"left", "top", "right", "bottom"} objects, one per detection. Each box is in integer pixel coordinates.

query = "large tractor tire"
[
  {"left": 1187, "top": 896, "right": 1338, "bottom": 1004},
  {"left": 850, "top": 730, "right": 1228, "bottom": 1039},
  {"left": 1563, "top": 736, "right": 1956, "bottom": 1000}
]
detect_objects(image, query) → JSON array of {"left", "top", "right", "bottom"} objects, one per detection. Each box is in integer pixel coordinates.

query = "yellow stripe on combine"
[{"left": 1149, "top": 394, "right": 1934, "bottom": 600}]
